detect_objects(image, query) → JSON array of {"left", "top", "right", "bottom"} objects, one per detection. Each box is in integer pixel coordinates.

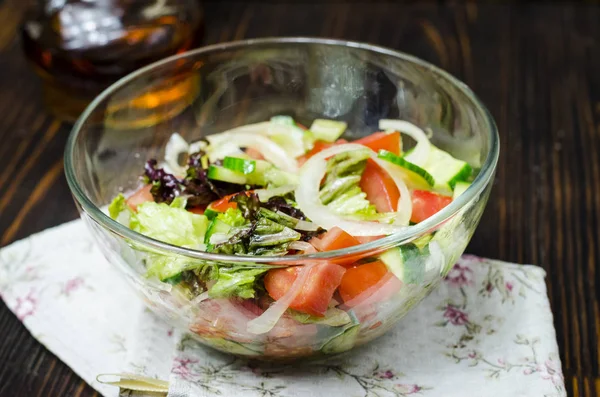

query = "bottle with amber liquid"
[{"left": 21, "top": 0, "right": 204, "bottom": 122}]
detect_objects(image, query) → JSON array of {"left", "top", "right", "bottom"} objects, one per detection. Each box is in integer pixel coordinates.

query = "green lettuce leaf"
[
  {"left": 209, "top": 266, "right": 268, "bottom": 299},
  {"left": 289, "top": 307, "right": 351, "bottom": 326},
  {"left": 134, "top": 200, "right": 208, "bottom": 248},
  {"left": 319, "top": 150, "right": 377, "bottom": 216},
  {"left": 217, "top": 207, "right": 247, "bottom": 227}
]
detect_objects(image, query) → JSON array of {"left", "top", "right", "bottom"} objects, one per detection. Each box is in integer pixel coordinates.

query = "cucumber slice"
[
  {"left": 380, "top": 244, "right": 425, "bottom": 284},
  {"left": 453, "top": 181, "right": 471, "bottom": 199},
  {"left": 203, "top": 207, "right": 220, "bottom": 220},
  {"left": 412, "top": 233, "right": 434, "bottom": 250},
  {"left": 319, "top": 311, "right": 360, "bottom": 354},
  {"left": 423, "top": 145, "right": 472, "bottom": 193},
  {"left": 207, "top": 165, "right": 248, "bottom": 184},
  {"left": 203, "top": 218, "right": 232, "bottom": 244},
  {"left": 377, "top": 150, "right": 435, "bottom": 189},
  {"left": 309, "top": 119, "right": 347, "bottom": 142},
  {"left": 223, "top": 156, "right": 256, "bottom": 174},
  {"left": 247, "top": 160, "right": 299, "bottom": 187},
  {"left": 267, "top": 118, "right": 307, "bottom": 158},
  {"left": 270, "top": 115, "right": 296, "bottom": 126}
]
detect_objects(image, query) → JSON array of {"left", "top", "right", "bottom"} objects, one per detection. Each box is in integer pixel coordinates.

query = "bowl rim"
[{"left": 64, "top": 36, "right": 499, "bottom": 264}]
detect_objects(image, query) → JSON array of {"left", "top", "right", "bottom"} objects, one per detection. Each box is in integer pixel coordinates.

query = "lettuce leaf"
[
  {"left": 289, "top": 307, "right": 351, "bottom": 326},
  {"left": 319, "top": 151, "right": 377, "bottom": 216},
  {"left": 135, "top": 200, "right": 208, "bottom": 248},
  {"left": 108, "top": 195, "right": 209, "bottom": 280},
  {"left": 209, "top": 267, "right": 268, "bottom": 299},
  {"left": 217, "top": 207, "right": 247, "bottom": 227}
]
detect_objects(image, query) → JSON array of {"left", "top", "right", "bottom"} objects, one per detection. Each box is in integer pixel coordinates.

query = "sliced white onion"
[
  {"left": 289, "top": 241, "right": 317, "bottom": 253},
  {"left": 295, "top": 219, "right": 320, "bottom": 231},
  {"left": 205, "top": 122, "right": 272, "bottom": 147},
  {"left": 295, "top": 143, "right": 411, "bottom": 236},
  {"left": 209, "top": 233, "right": 229, "bottom": 245},
  {"left": 164, "top": 133, "right": 190, "bottom": 177},
  {"left": 379, "top": 119, "right": 431, "bottom": 166},
  {"left": 189, "top": 140, "right": 208, "bottom": 154},
  {"left": 206, "top": 141, "right": 246, "bottom": 163},
  {"left": 190, "top": 291, "right": 210, "bottom": 305},
  {"left": 247, "top": 263, "right": 316, "bottom": 334},
  {"left": 255, "top": 185, "right": 296, "bottom": 201},
  {"left": 211, "top": 132, "right": 298, "bottom": 173}
]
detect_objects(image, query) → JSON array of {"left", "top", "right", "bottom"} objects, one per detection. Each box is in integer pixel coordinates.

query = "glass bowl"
[{"left": 65, "top": 38, "right": 499, "bottom": 360}]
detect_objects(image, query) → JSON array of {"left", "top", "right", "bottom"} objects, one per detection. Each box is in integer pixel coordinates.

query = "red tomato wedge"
[
  {"left": 411, "top": 190, "right": 453, "bottom": 223},
  {"left": 297, "top": 139, "right": 348, "bottom": 166},
  {"left": 310, "top": 227, "right": 361, "bottom": 252},
  {"left": 310, "top": 227, "right": 374, "bottom": 266},
  {"left": 264, "top": 263, "right": 346, "bottom": 316},
  {"left": 359, "top": 159, "right": 400, "bottom": 213},
  {"left": 126, "top": 185, "right": 153, "bottom": 211},
  {"left": 338, "top": 261, "right": 389, "bottom": 302},
  {"left": 354, "top": 131, "right": 401, "bottom": 155},
  {"left": 355, "top": 235, "right": 385, "bottom": 244},
  {"left": 188, "top": 207, "right": 205, "bottom": 215},
  {"left": 208, "top": 191, "right": 252, "bottom": 213}
]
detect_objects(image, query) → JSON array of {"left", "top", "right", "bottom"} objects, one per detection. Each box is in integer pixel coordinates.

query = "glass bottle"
[{"left": 21, "top": 0, "right": 204, "bottom": 122}]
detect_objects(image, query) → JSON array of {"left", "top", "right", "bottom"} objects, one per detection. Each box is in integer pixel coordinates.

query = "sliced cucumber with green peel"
[
  {"left": 380, "top": 243, "right": 426, "bottom": 285},
  {"left": 208, "top": 160, "right": 298, "bottom": 187},
  {"left": 203, "top": 218, "right": 232, "bottom": 244},
  {"left": 270, "top": 115, "right": 295, "bottom": 126},
  {"left": 207, "top": 165, "right": 247, "bottom": 184},
  {"left": 412, "top": 233, "right": 434, "bottom": 250},
  {"left": 309, "top": 119, "right": 347, "bottom": 142},
  {"left": 223, "top": 156, "right": 256, "bottom": 174},
  {"left": 203, "top": 207, "right": 220, "bottom": 220},
  {"left": 453, "top": 181, "right": 471, "bottom": 199},
  {"left": 422, "top": 145, "right": 472, "bottom": 193},
  {"left": 377, "top": 150, "right": 435, "bottom": 189},
  {"left": 319, "top": 312, "right": 360, "bottom": 354}
]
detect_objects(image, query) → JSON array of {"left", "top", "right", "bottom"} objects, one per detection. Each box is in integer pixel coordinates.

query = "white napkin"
[{"left": 0, "top": 220, "right": 566, "bottom": 397}]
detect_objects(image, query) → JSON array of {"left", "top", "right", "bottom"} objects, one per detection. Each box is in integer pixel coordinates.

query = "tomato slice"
[
  {"left": 359, "top": 159, "right": 399, "bottom": 213},
  {"left": 126, "top": 185, "right": 154, "bottom": 211},
  {"left": 411, "top": 190, "right": 453, "bottom": 223},
  {"left": 310, "top": 227, "right": 374, "bottom": 266},
  {"left": 310, "top": 227, "right": 360, "bottom": 252},
  {"left": 208, "top": 191, "right": 252, "bottom": 213},
  {"left": 188, "top": 207, "right": 205, "bottom": 215},
  {"left": 264, "top": 263, "right": 346, "bottom": 316},
  {"left": 338, "top": 261, "right": 389, "bottom": 302},
  {"left": 355, "top": 235, "right": 385, "bottom": 244},
  {"left": 354, "top": 131, "right": 401, "bottom": 155},
  {"left": 297, "top": 139, "right": 348, "bottom": 166}
]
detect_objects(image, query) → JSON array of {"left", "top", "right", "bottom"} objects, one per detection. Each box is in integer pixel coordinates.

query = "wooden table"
[{"left": 0, "top": 1, "right": 598, "bottom": 396}]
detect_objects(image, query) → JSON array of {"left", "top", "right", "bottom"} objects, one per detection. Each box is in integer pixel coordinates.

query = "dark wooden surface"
[{"left": 0, "top": 1, "right": 598, "bottom": 396}]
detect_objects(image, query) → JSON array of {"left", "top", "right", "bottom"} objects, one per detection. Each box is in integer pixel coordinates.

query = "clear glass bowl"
[{"left": 65, "top": 38, "right": 499, "bottom": 360}]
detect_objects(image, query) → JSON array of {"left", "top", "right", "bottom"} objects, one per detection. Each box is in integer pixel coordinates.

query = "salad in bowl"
[
  {"left": 107, "top": 116, "right": 476, "bottom": 355},
  {"left": 65, "top": 38, "right": 498, "bottom": 359}
]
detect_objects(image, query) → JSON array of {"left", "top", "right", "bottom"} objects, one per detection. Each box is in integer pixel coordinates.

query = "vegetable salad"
[{"left": 109, "top": 117, "right": 473, "bottom": 355}]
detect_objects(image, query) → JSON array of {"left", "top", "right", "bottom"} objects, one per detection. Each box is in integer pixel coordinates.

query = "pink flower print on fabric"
[
  {"left": 15, "top": 290, "right": 37, "bottom": 321},
  {"left": 375, "top": 370, "right": 395, "bottom": 379},
  {"left": 505, "top": 281, "right": 514, "bottom": 292},
  {"left": 443, "top": 304, "right": 469, "bottom": 326},
  {"left": 61, "top": 277, "right": 85, "bottom": 297},
  {"left": 395, "top": 383, "right": 423, "bottom": 394},
  {"left": 172, "top": 357, "right": 199, "bottom": 381},
  {"left": 540, "top": 358, "right": 564, "bottom": 389},
  {"left": 445, "top": 264, "right": 474, "bottom": 287}
]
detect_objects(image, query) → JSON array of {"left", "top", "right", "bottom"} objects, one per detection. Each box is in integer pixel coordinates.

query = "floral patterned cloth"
[{"left": 0, "top": 220, "right": 565, "bottom": 397}]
